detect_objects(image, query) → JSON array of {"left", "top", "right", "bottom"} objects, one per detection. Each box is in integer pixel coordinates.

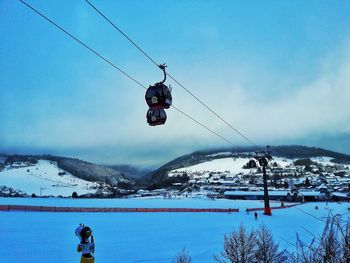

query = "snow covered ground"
[
  {"left": 0, "top": 197, "right": 294, "bottom": 209},
  {"left": 1, "top": 198, "right": 349, "bottom": 262},
  {"left": 0, "top": 160, "right": 97, "bottom": 196}
]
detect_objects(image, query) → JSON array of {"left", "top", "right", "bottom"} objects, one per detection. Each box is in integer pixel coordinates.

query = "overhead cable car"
[
  {"left": 145, "top": 64, "right": 172, "bottom": 109},
  {"left": 247, "top": 146, "right": 273, "bottom": 168},
  {"left": 145, "top": 64, "right": 172, "bottom": 126},
  {"left": 146, "top": 108, "right": 167, "bottom": 126}
]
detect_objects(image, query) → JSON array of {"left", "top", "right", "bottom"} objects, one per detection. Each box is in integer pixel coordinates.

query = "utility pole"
[
  {"left": 40, "top": 187, "right": 46, "bottom": 196},
  {"left": 262, "top": 163, "right": 271, "bottom": 215},
  {"left": 254, "top": 146, "right": 272, "bottom": 216}
]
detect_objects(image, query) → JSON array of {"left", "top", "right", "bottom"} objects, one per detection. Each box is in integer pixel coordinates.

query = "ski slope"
[
  {"left": 0, "top": 160, "right": 98, "bottom": 196},
  {"left": 172, "top": 157, "right": 254, "bottom": 174},
  {"left": 0, "top": 198, "right": 349, "bottom": 262}
]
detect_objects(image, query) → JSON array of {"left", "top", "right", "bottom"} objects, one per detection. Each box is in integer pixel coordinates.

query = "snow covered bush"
[
  {"left": 214, "top": 224, "right": 257, "bottom": 263},
  {"left": 172, "top": 247, "right": 191, "bottom": 263},
  {"left": 214, "top": 224, "right": 288, "bottom": 263}
]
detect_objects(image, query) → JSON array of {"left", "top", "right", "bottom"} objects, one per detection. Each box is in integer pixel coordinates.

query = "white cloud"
[{"left": 2, "top": 40, "right": 350, "bottom": 165}]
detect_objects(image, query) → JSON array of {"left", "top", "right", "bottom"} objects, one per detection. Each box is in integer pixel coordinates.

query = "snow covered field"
[
  {"left": 1, "top": 198, "right": 349, "bottom": 262},
  {"left": 0, "top": 197, "right": 294, "bottom": 209},
  {"left": 0, "top": 160, "right": 97, "bottom": 196},
  {"left": 1, "top": 155, "right": 349, "bottom": 261}
]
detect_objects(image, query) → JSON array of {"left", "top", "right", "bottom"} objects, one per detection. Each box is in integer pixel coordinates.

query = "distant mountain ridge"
[
  {"left": 105, "top": 164, "right": 151, "bottom": 179},
  {"left": 144, "top": 145, "right": 350, "bottom": 185}
]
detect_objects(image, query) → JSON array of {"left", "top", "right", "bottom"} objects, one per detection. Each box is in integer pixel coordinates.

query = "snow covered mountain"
[
  {"left": 0, "top": 155, "right": 133, "bottom": 197},
  {"left": 42, "top": 155, "right": 129, "bottom": 185},
  {"left": 145, "top": 145, "right": 350, "bottom": 187},
  {"left": 0, "top": 159, "right": 99, "bottom": 197},
  {"left": 168, "top": 155, "right": 349, "bottom": 179}
]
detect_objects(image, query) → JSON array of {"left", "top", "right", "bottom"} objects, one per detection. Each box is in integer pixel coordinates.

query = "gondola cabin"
[
  {"left": 147, "top": 108, "right": 167, "bottom": 126},
  {"left": 145, "top": 83, "right": 172, "bottom": 109}
]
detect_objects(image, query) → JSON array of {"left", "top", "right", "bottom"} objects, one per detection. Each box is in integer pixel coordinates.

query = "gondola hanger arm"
[{"left": 158, "top": 63, "right": 167, "bottom": 84}]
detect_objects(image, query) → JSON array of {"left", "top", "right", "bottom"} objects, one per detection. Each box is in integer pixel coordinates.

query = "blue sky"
[{"left": 1, "top": 0, "right": 350, "bottom": 167}]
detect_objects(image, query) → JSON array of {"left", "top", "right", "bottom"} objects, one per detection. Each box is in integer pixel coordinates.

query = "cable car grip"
[{"left": 158, "top": 63, "right": 167, "bottom": 84}]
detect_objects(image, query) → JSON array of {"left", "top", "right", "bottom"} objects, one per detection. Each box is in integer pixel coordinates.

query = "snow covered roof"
[
  {"left": 224, "top": 190, "right": 289, "bottom": 196},
  {"left": 331, "top": 192, "right": 350, "bottom": 198},
  {"left": 299, "top": 191, "right": 321, "bottom": 197},
  {"left": 224, "top": 190, "right": 320, "bottom": 197}
]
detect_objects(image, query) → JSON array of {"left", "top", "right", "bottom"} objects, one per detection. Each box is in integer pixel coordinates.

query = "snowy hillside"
[
  {"left": 152, "top": 146, "right": 350, "bottom": 173},
  {"left": 167, "top": 154, "right": 350, "bottom": 197},
  {"left": 171, "top": 156, "right": 255, "bottom": 175},
  {"left": 0, "top": 160, "right": 98, "bottom": 197},
  {"left": 169, "top": 155, "right": 349, "bottom": 176}
]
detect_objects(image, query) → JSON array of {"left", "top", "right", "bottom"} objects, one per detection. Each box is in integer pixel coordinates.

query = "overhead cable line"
[
  {"left": 85, "top": 0, "right": 159, "bottom": 69},
  {"left": 167, "top": 73, "right": 257, "bottom": 146},
  {"left": 85, "top": 0, "right": 257, "bottom": 147},
  {"left": 294, "top": 207, "right": 327, "bottom": 223},
  {"left": 18, "top": 0, "right": 236, "bottom": 147},
  {"left": 171, "top": 105, "right": 235, "bottom": 146},
  {"left": 19, "top": 0, "right": 146, "bottom": 90}
]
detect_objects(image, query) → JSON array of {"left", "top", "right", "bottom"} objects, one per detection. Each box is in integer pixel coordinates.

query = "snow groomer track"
[{"left": 0, "top": 204, "right": 239, "bottom": 213}]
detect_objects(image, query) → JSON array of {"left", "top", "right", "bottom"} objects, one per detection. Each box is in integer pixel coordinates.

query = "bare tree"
[
  {"left": 213, "top": 214, "right": 349, "bottom": 263},
  {"left": 292, "top": 234, "right": 321, "bottom": 263},
  {"left": 172, "top": 247, "right": 192, "bottom": 263},
  {"left": 319, "top": 216, "right": 342, "bottom": 262},
  {"left": 215, "top": 224, "right": 289, "bottom": 263},
  {"left": 292, "top": 214, "right": 350, "bottom": 263},
  {"left": 340, "top": 217, "right": 350, "bottom": 262},
  {"left": 214, "top": 224, "right": 257, "bottom": 263},
  {"left": 255, "top": 224, "right": 288, "bottom": 263}
]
